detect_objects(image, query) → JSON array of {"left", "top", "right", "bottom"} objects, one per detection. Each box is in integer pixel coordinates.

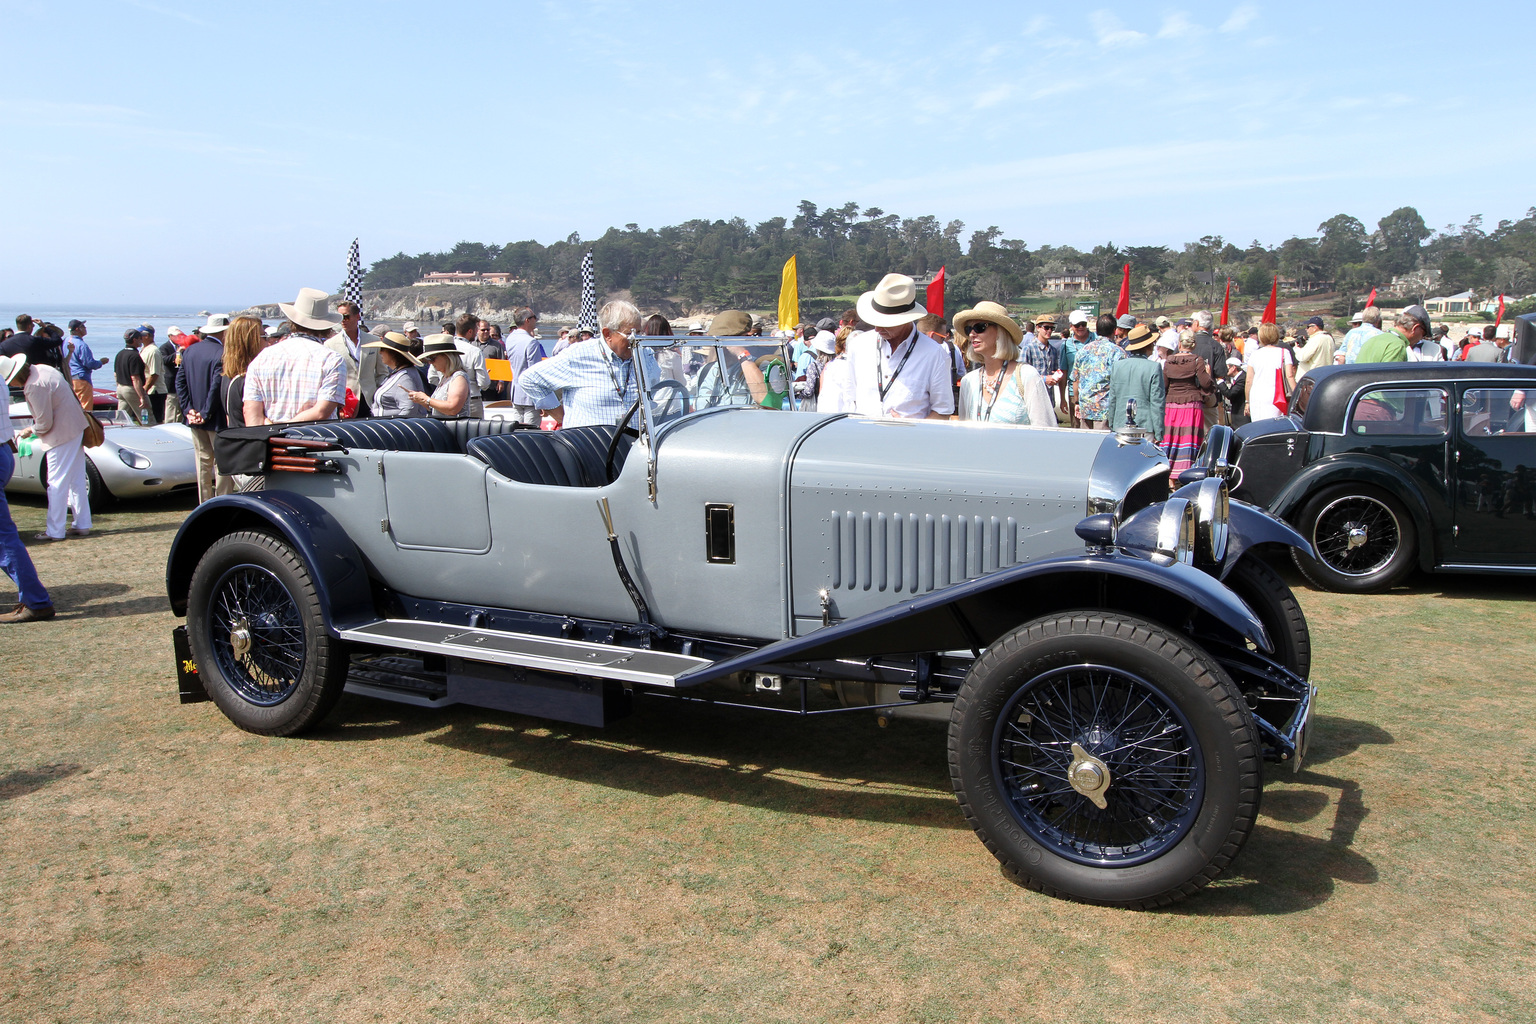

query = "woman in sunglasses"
[{"left": 950, "top": 302, "right": 1055, "bottom": 426}]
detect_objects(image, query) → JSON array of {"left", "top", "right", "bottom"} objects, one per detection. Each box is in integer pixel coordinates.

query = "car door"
[{"left": 1452, "top": 380, "right": 1536, "bottom": 561}]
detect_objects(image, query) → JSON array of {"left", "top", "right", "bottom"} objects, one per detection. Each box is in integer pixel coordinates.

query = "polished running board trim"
[
  {"left": 1435, "top": 563, "right": 1536, "bottom": 575},
  {"left": 338, "top": 619, "right": 708, "bottom": 687}
]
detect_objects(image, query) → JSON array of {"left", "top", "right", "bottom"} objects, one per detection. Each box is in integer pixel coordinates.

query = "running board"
[{"left": 337, "top": 620, "right": 710, "bottom": 688}]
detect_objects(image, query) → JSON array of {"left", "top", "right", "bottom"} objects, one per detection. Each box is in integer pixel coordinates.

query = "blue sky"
[{"left": 2, "top": 0, "right": 1530, "bottom": 305}]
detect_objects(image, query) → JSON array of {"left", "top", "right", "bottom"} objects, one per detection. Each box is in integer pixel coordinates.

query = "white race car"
[{"left": 6, "top": 396, "right": 198, "bottom": 509}]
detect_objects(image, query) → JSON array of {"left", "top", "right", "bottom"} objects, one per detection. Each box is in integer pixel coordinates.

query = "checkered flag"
[
  {"left": 578, "top": 250, "right": 598, "bottom": 332},
  {"left": 344, "top": 238, "right": 363, "bottom": 308}
]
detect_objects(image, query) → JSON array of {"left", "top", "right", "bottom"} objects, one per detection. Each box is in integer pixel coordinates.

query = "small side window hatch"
[{"left": 705, "top": 503, "right": 735, "bottom": 564}]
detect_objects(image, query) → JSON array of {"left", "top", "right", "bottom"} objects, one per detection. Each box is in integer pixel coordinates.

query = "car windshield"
[{"left": 633, "top": 337, "right": 798, "bottom": 423}]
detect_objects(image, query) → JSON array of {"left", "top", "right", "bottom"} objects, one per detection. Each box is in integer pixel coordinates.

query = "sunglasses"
[{"left": 965, "top": 322, "right": 995, "bottom": 335}]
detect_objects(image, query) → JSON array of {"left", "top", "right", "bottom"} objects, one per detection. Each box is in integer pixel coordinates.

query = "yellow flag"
[{"left": 778, "top": 255, "right": 799, "bottom": 335}]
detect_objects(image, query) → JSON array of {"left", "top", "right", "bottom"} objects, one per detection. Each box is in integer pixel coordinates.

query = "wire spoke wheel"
[
  {"left": 996, "top": 664, "right": 1202, "bottom": 866},
  {"left": 186, "top": 530, "right": 348, "bottom": 736},
  {"left": 207, "top": 564, "right": 307, "bottom": 706},
  {"left": 949, "top": 613, "right": 1260, "bottom": 908},
  {"left": 1313, "top": 494, "right": 1399, "bottom": 577},
  {"left": 1292, "top": 484, "right": 1416, "bottom": 593}
]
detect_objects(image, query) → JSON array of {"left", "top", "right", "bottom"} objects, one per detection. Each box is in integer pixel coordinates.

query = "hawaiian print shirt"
[{"left": 1069, "top": 338, "right": 1124, "bottom": 421}]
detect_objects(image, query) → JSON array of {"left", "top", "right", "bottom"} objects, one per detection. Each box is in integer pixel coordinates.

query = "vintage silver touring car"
[{"left": 168, "top": 337, "right": 1316, "bottom": 908}]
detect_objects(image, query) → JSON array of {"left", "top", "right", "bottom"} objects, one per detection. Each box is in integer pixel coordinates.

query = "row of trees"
[{"left": 364, "top": 203, "right": 1536, "bottom": 316}]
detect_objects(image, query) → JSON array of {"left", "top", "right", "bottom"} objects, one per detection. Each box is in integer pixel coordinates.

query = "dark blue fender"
[
  {"left": 675, "top": 551, "right": 1270, "bottom": 687},
  {"left": 1221, "top": 499, "right": 1314, "bottom": 577},
  {"left": 165, "top": 492, "right": 375, "bottom": 632},
  {"left": 1265, "top": 454, "right": 1438, "bottom": 571}
]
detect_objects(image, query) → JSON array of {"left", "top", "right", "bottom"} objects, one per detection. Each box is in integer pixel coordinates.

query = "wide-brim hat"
[
  {"left": 0, "top": 352, "right": 26, "bottom": 383},
  {"left": 856, "top": 273, "right": 927, "bottom": 328},
  {"left": 201, "top": 314, "right": 231, "bottom": 334},
  {"left": 811, "top": 330, "right": 837, "bottom": 355},
  {"left": 278, "top": 287, "right": 344, "bottom": 332},
  {"left": 952, "top": 301, "right": 1022, "bottom": 348},
  {"left": 1125, "top": 324, "right": 1158, "bottom": 351},
  {"left": 708, "top": 309, "right": 752, "bottom": 336},
  {"left": 419, "top": 333, "right": 459, "bottom": 357},
  {"left": 365, "top": 332, "right": 424, "bottom": 366}
]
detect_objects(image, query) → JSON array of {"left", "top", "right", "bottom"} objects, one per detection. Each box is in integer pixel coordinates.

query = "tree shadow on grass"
[
  {"left": 42, "top": 582, "right": 174, "bottom": 619},
  {"left": 318, "top": 692, "right": 963, "bottom": 831},
  {"left": 0, "top": 763, "right": 82, "bottom": 801},
  {"left": 1169, "top": 713, "right": 1390, "bottom": 917}
]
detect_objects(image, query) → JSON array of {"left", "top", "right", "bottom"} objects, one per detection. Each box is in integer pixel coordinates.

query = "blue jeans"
[{"left": 0, "top": 446, "right": 51, "bottom": 609}]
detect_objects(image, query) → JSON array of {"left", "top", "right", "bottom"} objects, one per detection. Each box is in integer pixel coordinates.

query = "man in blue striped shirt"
[{"left": 520, "top": 300, "right": 659, "bottom": 429}]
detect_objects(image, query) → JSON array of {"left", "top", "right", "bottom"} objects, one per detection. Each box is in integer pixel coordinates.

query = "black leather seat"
[
  {"left": 284, "top": 418, "right": 458, "bottom": 453},
  {"left": 466, "top": 431, "right": 587, "bottom": 486},
  {"left": 283, "top": 417, "right": 525, "bottom": 454},
  {"left": 465, "top": 425, "right": 634, "bottom": 487}
]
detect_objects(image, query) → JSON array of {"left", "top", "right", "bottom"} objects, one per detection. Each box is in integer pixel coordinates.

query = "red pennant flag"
[
  {"left": 1261, "top": 276, "right": 1278, "bottom": 324},
  {"left": 1219, "top": 278, "right": 1231, "bottom": 326},
  {"left": 926, "top": 266, "right": 946, "bottom": 320},
  {"left": 1114, "top": 262, "right": 1131, "bottom": 317},
  {"left": 1365, "top": 287, "right": 1377, "bottom": 309},
  {"left": 1495, "top": 293, "right": 1506, "bottom": 329}
]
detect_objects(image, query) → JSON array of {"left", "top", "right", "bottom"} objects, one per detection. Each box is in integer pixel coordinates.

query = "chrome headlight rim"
[
  {"left": 1155, "top": 497, "right": 1197, "bottom": 566},
  {"left": 116, "top": 447, "right": 152, "bottom": 470},
  {"left": 1194, "top": 477, "right": 1230, "bottom": 564}
]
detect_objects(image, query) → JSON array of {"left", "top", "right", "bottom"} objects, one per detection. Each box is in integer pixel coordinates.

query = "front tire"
[
  {"left": 186, "top": 530, "right": 348, "bottom": 736},
  {"left": 948, "top": 612, "right": 1261, "bottom": 908},
  {"left": 1291, "top": 484, "right": 1416, "bottom": 592},
  {"left": 1222, "top": 554, "right": 1311, "bottom": 678}
]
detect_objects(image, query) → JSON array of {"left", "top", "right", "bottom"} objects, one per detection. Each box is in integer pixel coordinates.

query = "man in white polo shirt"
[{"left": 848, "top": 273, "right": 955, "bottom": 419}]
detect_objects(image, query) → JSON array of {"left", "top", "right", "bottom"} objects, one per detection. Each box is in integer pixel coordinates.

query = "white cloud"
[
  {"left": 974, "top": 86, "right": 1013, "bottom": 110},
  {"left": 1157, "top": 12, "right": 1204, "bottom": 40},
  {"left": 1091, "top": 10, "right": 1148, "bottom": 48},
  {"left": 1220, "top": 4, "right": 1260, "bottom": 33}
]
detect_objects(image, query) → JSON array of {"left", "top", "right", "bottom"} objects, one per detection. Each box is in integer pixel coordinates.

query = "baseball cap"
[
  {"left": 1305, "top": 316, "right": 1325, "bottom": 328},
  {"left": 122, "top": 328, "right": 142, "bottom": 342},
  {"left": 67, "top": 318, "right": 86, "bottom": 329},
  {"left": 1068, "top": 310, "right": 1091, "bottom": 326},
  {"left": 1154, "top": 315, "right": 1172, "bottom": 328},
  {"left": 1175, "top": 317, "right": 1192, "bottom": 328}
]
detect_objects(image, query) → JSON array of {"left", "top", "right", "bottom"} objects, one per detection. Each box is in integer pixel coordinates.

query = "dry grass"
[{"left": 1, "top": 491, "right": 1533, "bottom": 1023}]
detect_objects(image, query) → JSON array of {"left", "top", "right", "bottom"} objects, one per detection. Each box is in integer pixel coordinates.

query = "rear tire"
[
  {"left": 186, "top": 530, "right": 348, "bottom": 736},
  {"left": 1291, "top": 484, "right": 1416, "bottom": 592},
  {"left": 84, "top": 458, "right": 114, "bottom": 512},
  {"left": 948, "top": 612, "right": 1261, "bottom": 908}
]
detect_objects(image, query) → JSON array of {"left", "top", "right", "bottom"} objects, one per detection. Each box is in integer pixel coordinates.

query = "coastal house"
[
  {"left": 414, "top": 271, "right": 522, "bottom": 287},
  {"left": 1424, "top": 291, "right": 1476, "bottom": 315},
  {"left": 1043, "top": 272, "right": 1091, "bottom": 293}
]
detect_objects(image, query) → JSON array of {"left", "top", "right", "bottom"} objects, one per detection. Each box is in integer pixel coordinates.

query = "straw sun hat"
[
  {"left": 856, "top": 273, "right": 928, "bottom": 328},
  {"left": 364, "top": 332, "right": 424, "bottom": 366},
  {"left": 951, "top": 301, "right": 1022, "bottom": 348},
  {"left": 278, "top": 287, "right": 344, "bottom": 332}
]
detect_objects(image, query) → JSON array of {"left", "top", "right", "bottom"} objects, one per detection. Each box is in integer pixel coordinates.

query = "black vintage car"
[{"left": 1224, "top": 362, "right": 1536, "bottom": 592}]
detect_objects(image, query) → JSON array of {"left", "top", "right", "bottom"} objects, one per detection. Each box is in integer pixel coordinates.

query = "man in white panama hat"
[
  {"left": 848, "top": 273, "right": 956, "bottom": 420},
  {"left": 243, "top": 287, "right": 347, "bottom": 425}
]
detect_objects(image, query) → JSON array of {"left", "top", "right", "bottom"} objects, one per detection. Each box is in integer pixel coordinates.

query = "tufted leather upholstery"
[
  {"left": 466, "top": 424, "right": 634, "bottom": 487},
  {"left": 282, "top": 417, "right": 524, "bottom": 454}
]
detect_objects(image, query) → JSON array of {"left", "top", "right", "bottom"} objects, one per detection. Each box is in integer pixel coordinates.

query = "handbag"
[
  {"left": 82, "top": 413, "right": 105, "bottom": 449},
  {"left": 1273, "top": 351, "right": 1292, "bottom": 415}
]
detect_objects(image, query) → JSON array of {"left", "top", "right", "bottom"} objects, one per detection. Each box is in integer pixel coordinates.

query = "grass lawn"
[{"left": 1, "top": 491, "right": 1532, "bottom": 1023}]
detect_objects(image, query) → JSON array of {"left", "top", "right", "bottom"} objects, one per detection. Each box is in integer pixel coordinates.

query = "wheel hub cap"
[
  {"left": 1346, "top": 524, "right": 1368, "bottom": 551},
  {"left": 1068, "top": 743, "right": 1112, "bottom": 810},
  {"left": 229, "top": 619, "right": 252, "bottom": 661}
]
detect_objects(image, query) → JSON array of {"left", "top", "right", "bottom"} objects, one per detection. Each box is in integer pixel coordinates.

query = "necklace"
[{"left": 979, "top": 360, "right": 1010, "bottom": 420}]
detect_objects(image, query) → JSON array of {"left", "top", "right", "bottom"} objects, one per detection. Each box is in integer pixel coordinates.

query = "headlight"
[
  {"left": 1194, "top": 477, "right": 1230, "bottom": 563},
  {"left": 117, "top": 448, "right": 152, "bottom": 469},
  {"left": 1154, "top": 498, "right": 1197, "bottom": 566}
]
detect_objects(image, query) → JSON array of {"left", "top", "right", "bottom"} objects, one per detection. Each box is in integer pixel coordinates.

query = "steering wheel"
[
  {"left": 604, "top": 399, "right": 642, "bottom": 484},
  {"left": 648, "top": 379, "right": 691, "bottom": 419}
]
